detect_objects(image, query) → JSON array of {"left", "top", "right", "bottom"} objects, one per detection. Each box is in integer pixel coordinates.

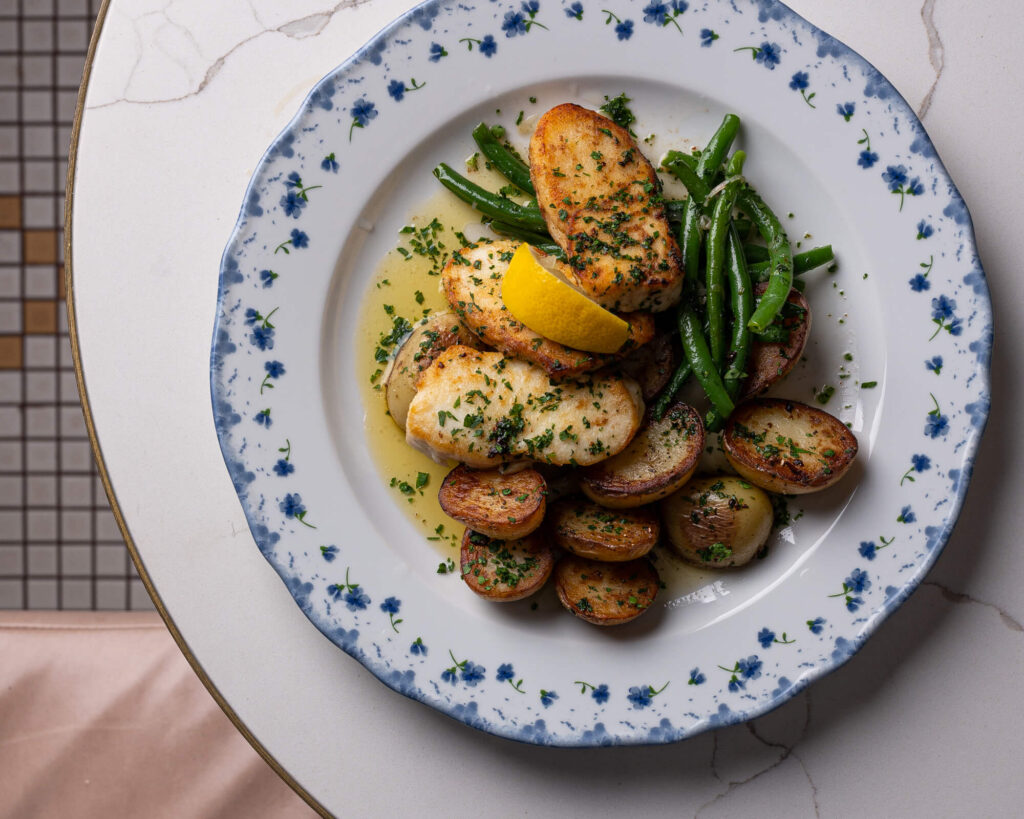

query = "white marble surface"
[{"left": 70, "top": 0, "right": 1022, "bottom": 815}]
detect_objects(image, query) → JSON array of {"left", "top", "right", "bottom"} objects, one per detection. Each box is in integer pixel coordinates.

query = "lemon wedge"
[{"left": 501, "top": 244, "right": 630, "bottom": 354}]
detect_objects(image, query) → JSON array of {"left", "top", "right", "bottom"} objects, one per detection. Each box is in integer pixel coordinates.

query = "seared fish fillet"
[
  {"left": 442, "top": 239, "right": 655, "bottom": 379},
  {"left": 406, "top": 345, "right": 644, "bottom": 469},
  {"left": 530, "top": 103, "right": 683, "bottom": 313}
]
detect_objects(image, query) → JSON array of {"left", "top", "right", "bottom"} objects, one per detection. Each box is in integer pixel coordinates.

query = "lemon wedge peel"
[{"left": 501, "top": 244, "right": 631, "bottom": 355}]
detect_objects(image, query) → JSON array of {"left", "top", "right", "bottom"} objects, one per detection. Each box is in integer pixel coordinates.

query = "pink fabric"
[{"left": 0, "top": 612, "right": 318, "bottom": 818}]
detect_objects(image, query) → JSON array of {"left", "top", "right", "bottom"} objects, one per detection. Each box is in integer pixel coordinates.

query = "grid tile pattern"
[{"left": 0, "top": 2, "right": 151, "bottom": 609}]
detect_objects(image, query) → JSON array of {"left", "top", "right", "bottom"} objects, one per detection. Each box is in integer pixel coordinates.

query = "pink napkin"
[{"left": 0, "top": 611, "right": 317, "bottom": 817}]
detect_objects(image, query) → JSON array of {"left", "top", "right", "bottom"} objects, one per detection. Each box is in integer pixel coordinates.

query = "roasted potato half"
[
  {"left": 384, "top": 311, "right": 482, "bottom": 429},
  {"left": 554, "top": 555, "right": 659, "bottom": 626},
  {"left": 460, "top": 528, "right": 554, "bottom": 602},
  {"left": 741, "top": 286, "right": 810, "bottom": 400},
  {"left": 580, "top": 402, "right": 704, "bottom": 508},
  {"left": 722, "top": 398, "right": 858, "bottom": 494},
  {"left": 615, "top": 332, "right": 679, "bottom": 401},
  {"left": 439, "top": 464, "right": 547, "bottom": 540},
  {"left": 660, "top": 475, "right": 773, "bottom": 568},
  {"left": 548, "top": 497, "right": 659, "bottom": 562}
]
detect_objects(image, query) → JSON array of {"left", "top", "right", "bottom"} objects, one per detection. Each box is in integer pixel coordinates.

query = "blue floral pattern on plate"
[{"left": 211, "top": 0, "right": 991, "bottom": 747}]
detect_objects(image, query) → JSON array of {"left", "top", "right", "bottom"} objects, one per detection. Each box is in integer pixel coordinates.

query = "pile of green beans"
[{"left": 431, "top": 118, "right": 835, "bottom": 429}]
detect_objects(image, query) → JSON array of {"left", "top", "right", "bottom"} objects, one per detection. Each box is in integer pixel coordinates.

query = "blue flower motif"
[
  {"left": 592, "top": 683, "right": 610, "bottom": 703},
  {"left": 321, "top": 153, "right": 338, "bottom": 173},
  {"left": 882, "top": 165, "right": 908, "bottom": 191},
  {"left": 615, "top": 19, "right": 633, "bottom": 39},
  {"left": 327, "top": 583, "right": 343, "bottom": 601},
  {"left": 627, "top": 686, "right": 653, "bottom": 708},
  {"left": 502, "top": 10, "right": 527, "bottom": 36},
  {"left": 428, "top": 42, "right": 447, "bottom": 61},
  {"left": 737, "top": 655, "right": 762, "bottom": 679},
  {"left": 807, "top": 617, "right": 826, "bottom": 634},
  {"left": 565, "top": 1, "right": 583, "bottom": 18},
  {"left": 846, "top": 595, "right": 863, "bottom": 612},
  {"left": 280, "top": 493, "right": 305, "bottom": 518},
  {"left": 387, "top": 79, "right": 405, "bottom": 101},
  {"left": 686, "top": 668, "right": 705, "bottom": 686},
  {"left": 284, "top": 171, "right": 302, "bottom": 188},
  {"left": 755, "top": 42, "right": 781, "bottom": 69},
  {"left": 948, "top": 317, "right": 963, "bottom": 336},
  {"left": 909, "top": 273, "right": 930, "bottom": 292},
  {"left": 859, "top": 541, "right": 877, "bottom": 560},
  {"left": 846, "top": 568, "right": 870, "bottom": 593},
  {"left": 280, "top": 190, "right": 306, "bottom": 218},
  {"left": 496, "top": 663, "right": 515, "bottom": 682},
  {"left": 273, "top": 459, "right": 294, "bottom": 476},
  {"left": 259, "top": 269, "right": 277, "bottom": 288},
  {"left": 907, "top": 177, "right": 924, "bottom": 196},
  {"left": 926, "top": 355, "right": 943, "bottom": 374},
  {"left": 522, "top": 0, "right": 540, "bottom": 13},
  {"left": 265, "top": 360, "right": 285, "bottom": 378},
  {"left": 250, "top": 325, "right": 274, "bottom": 350},
  {"left": 789, "top": 71, "right": 809, "bottom": 90},
  {"left": 642, "top": 1, "right": 668, "bottom": 24},
  {"left": 899, "top": 505, "right": 916, "bottom": 523},
  {"left": 345, "top": 587, "right": 370, "bottom": 611},
  {"left": 757, "top": 628, "right": 775, "bottom": 648},
  {"left": 837, "top": 101, "right": 855, "bottom": 120},
  {"left": 858, "top": 150, "right": 878, "bottom": 168},
  {"left": 351, "top": 98, "right": 377, "bottom": 127},
  {"left": 410, "top": 637, "right": 427, "bottom": 655},
  {"left": 912, "top": 453, "right": 931, "bottom": 472},
  {"left": 925, "top": 412, "right": 949, "bottom": 438},
  {"left": 244, "top": 307, "right": 260, "bottom": 325},
  {"left": 479, "top": 35, "right": 497, "bottom": 56},
  {"left": 670, "top": 0, "right": 688, "bottom": 12},
  {"left": 320, "top": 545, "right": 338, "bottom": 562},
  {"left": 254, "top": 409, "right": 271, "bottom": 427},
  {"left": 441, "top": 667, "right": 457, "bottom": 685},
  {"left": 699, "top": 28, "right": 717, "bottom": 46},
  {"left": 931, "top": 294, "right": 956, "bottom": 320},
  {"left": 380, "top": 596, "right": 401, "bottom": 614},
  {"left": 289, "top": 229, "right": 308, "bottom": 249},
  {"left": 540, "top": 689, "right": 558, "bottom": 707},
  {"left": 461, "top": 661, "right": 486, "bottom": 686},
  {"left": 728, "top": 676, "right": 745, "bottom": 692}
]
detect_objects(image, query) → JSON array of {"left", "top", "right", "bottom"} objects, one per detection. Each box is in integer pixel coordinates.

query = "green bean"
[
  {"left": 661, "top": 151, "right": 710, "bottom": 203},
  {"left": 739, "top": 186, "right": 793, "bottom": 333},
  {"left": 747, "top": 244, "right": 834, "bottom": 281},
  {"left": 486, "top": 220, "right": 556, "bottom": 250},
  {"left": 742, "top": 243, "right": 770, "bottom": 263},
  {"left": 752, "top": 324, "right": 790, "bottom": 344},
  {"left": 433, "top": 163, "right": 548, "bottom": 234},
  {"left": 704, "top": 150, "right": 746, "bottom": 368},
  {"left": 651, "top": 361, "right": 693, "bottom": 421},
  {"left": 679, "top": 306, "right": 734, "bottom": 419},
  {"left": 664, "top": 199, "right": 686, "bottom": 225},
  {"left": 471, "top": 123, "right": 535, "bottom": 196},
  {"left": 680, "top": 114, "right": 742, "bottom": 283}
]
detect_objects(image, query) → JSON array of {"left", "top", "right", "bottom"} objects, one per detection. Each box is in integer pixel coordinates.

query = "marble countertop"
[{"left": 70, "top": 0, "right": 1021, "bottom": 814}]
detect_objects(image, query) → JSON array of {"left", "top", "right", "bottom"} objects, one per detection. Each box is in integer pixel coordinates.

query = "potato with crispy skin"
[
  {"left": 580, "top": 402, "right": 704, "bottom": 508},
  {"left": 460, "top": 528, "right": 554, "bottom": 602},
  {"left": 548, "top": 497, "right": 659, "bottom": 562},
  {"left": 530, "top": 103, "right": 683, "bottom": 313},
  {"left": 615, "top": 332, "right": 678, "bottom": 401},
  {"left": 405, "top": 345, "right": 645, "bottom": 469},
  {"left": 741, "top": 286, "right": 811, "bottom": 400},
  {"left": 384, "top": 311, "right": 484, "bottom": 430},
  {"left": 722, "top": 398, "right": 858, "bottom": 494},
  {"left": 660, "top": 475, "right": 773, "bottom": 568},
  {"left": 554, "top": 555, "right": 659, "bottom": 625},
  {"left": 442, "top": 239, "right": 655, "bottom": 379},
  {"left": 438, "top": 464, "right": 546, "bottom": 540}
]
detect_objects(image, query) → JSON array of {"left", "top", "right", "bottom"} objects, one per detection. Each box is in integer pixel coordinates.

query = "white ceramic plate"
[{"left": 212, "top": 0, "right": 991, "bottom": 745}]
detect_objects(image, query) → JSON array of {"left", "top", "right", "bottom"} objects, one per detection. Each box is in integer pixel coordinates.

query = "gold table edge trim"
[{"left": 63, "top": 5, "right": 331, "bottom": 816}]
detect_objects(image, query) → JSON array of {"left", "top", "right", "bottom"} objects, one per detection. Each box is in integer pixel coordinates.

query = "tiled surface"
[{"left": 0, "top": 3, "right": 151, "bottom": 610}]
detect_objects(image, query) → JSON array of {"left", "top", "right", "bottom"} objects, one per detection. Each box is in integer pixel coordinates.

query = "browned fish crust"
[
  {"left": 530, "top": 103, "right": 684, "bottom": 313},
  {"left": 441, "top": 239, "right": 655, "bottom": 379}
]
